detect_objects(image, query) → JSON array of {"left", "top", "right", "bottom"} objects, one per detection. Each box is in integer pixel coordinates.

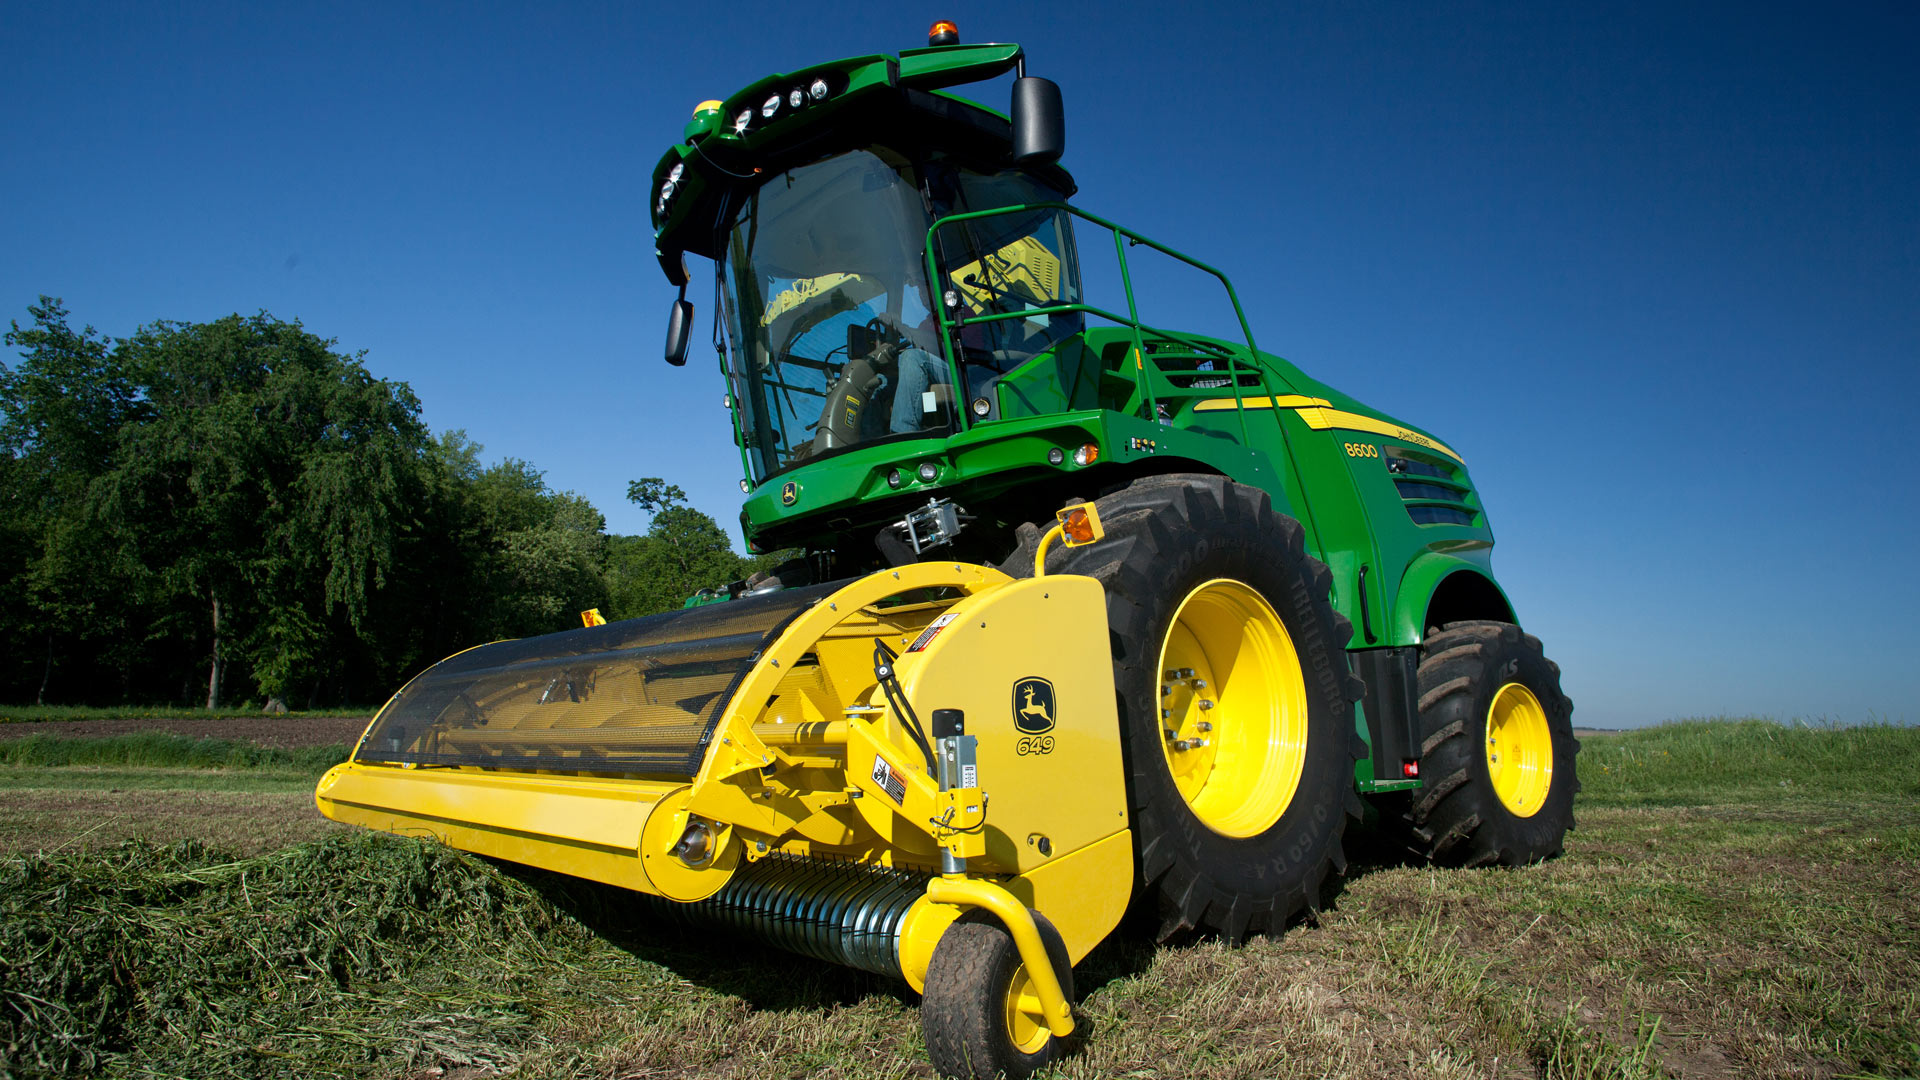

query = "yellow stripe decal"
[
  {"left": 1190, "top": 395, "right": 1331, "bottom": 412},
  {"left": 1295, "top": 407, "right": 1464, "bottom": 463},
  {"left": 1191, "top": 396, "right": 1465, "bottom": 464}
]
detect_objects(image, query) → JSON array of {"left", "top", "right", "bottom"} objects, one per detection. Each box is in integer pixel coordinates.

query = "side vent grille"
[{"left": 1385, "top": 450, "right": 1480, "bottom": 527}]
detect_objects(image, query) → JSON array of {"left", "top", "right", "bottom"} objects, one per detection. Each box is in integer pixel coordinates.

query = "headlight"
[
  {"left": 809, "top": 78, "right": 829, "bottom": 101},
  {"left": 761, "top": 94, "right": 780, "bottom": 119},
  {"left": 788, "top": 88, "right": 804, "bottom": 109},
  {"left": 733, "top": 109, "right": 751, "bottom": 133}
]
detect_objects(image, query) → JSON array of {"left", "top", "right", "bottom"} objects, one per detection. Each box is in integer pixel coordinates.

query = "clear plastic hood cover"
[{"left": 355, "top": 582, "right": 838, "bottom": 777}]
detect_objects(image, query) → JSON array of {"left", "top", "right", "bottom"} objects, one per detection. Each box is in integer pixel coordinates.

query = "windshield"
[
  {"left": 720, "top": 150, "right": 948, "bottom": 481},
  {"left": 927, "top": 165, "right": 1084, "bottom": 402}
]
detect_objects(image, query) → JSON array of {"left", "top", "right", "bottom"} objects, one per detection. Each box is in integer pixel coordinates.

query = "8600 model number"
[{"left": 1343, "top": 442, "right": 1379, "bottom": 458}]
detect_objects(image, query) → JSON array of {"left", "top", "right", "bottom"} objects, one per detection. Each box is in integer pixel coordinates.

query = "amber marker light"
[
  {"left": 1071, "top": 443, "right": 1100, "bottom": 467},
  {"left": 1057, "top": 502, "right": 1104, "bottom": 547},
  {"left": 928, "top": 20, "right": 959, "bottom": 46}
]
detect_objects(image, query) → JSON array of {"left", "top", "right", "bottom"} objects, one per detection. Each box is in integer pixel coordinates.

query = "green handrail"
[{"left": 923, "top": 202, "right": 1284, "bottom": 441}]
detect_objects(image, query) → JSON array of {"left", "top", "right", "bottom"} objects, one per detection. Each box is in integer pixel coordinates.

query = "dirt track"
[{"left": 0, "top": 715, "right": 369, "bottom": 747}]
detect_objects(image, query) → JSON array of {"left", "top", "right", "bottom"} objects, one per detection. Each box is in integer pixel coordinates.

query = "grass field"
[{"left": 1, "top": 719, "right": 1915, "bottom": 1079}]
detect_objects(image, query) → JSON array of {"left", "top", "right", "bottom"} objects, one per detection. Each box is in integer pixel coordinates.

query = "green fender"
[{"left": 1391, "top": 552, "right": 1515, "bottom": 647}]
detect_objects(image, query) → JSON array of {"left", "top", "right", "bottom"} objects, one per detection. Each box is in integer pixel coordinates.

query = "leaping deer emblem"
[
  {"left": 1019, "top": 686, "right": 1053, "bottom": 726},
  {"left": 1013, "top": 678, "right": 1056, "bottom": 734}
]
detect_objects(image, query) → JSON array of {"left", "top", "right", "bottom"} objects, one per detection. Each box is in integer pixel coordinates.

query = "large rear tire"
[
  {"left": 1007, "top": 475, "right": 1363, "bottom": 942},
  {"left": 1407, "top": 620, "right": 1579, "bottom": 865}
]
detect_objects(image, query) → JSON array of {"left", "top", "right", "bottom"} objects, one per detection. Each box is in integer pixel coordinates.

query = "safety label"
[
  {"left": 907, "top": 612, "right": 960, "bottom": 652},
  {"left": 871, "top": 755, "right": 907, "bottom": 803}
]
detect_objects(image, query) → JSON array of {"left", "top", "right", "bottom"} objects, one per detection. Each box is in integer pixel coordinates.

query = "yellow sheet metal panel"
[
  {"left": 314, "top": 763, "right": 674, "bottom": 894},
  {"left": 1005, "top": 829, "right": 1135, "bottom": 964},
  {"left": 318, "top": 798, "right": 658, "bottom": 894},
  {"left": 894, "top": 575, "right": 1128, "bottom": 875},
  {"left": 315, "top": 763, "right": 672, "bottom": 852}
]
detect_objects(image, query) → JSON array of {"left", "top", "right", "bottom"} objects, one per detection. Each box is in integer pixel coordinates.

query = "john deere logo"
[
  {"left": 780, "top": 481, "right": 798, "bottom": 506},
  {"left": 1012, "top": 677, "right": 1056, "bottom": 735}
]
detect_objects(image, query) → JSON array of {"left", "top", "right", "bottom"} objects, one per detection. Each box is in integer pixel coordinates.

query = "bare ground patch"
[
  {"left": 0, "top": 786, "right": 347, "bottom": 855},
  {"left": 0, "top": 714, "right": 369, "bottom": 746}
]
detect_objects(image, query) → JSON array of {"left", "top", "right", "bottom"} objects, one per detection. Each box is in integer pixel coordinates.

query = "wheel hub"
[
  {"left": 1003, "top": 964, "right": 1050, "bottom": 1055},
  {"left": 1155, "top": 578, "right": 1308, "bottom": 837},
  {"left": 1485, "top": 682, "right": 1553, "bottom": 817}
]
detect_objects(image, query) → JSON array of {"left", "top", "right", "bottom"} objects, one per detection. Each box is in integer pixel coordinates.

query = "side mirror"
[
  {"left": 1010, "top": 76, "right": 1065, "bottom": 165},
  {"left": 664, "top": 298, "right": 693, "bottom": 366}
]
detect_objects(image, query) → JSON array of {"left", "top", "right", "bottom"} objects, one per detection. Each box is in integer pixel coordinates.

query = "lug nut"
[
  {"left": 1193, "top": 679, "right": 1207, "bottom": 689},
  {"left": 1196, "top": 721, "right": 1212, "bottom": 733},
  {"left": 1198, "top": 699, "right": 1215, "bottom": 711}
]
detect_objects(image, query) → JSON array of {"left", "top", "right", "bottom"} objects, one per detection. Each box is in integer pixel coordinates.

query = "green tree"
[
  {"left": 97, "top": 312, "right": 429, "bottom": 709},
  {"left": 0, "top": 298, "right": 142, "bottom": 702},
  {"left": 604, "top": 477, "right": 756, "bottom": 618},
  {"left": 473, "top": 459, "right": 609, "bottom": 635}
]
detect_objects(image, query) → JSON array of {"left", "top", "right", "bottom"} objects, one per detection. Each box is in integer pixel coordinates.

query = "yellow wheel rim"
[
  {"left": 1004, "top": 964, "right": 1050, "bottom": 1055},
  {"left": 1155, "top": 578, "right": 1309, "bottom": 838},
  {"left": 1485, "top": 682, "right": 1553, "bottom": 817}
]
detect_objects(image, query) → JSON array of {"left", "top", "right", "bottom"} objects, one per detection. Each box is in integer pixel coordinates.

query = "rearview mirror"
[
  {"left": 664, "top": 298, "right": 693, "bottom": 366},
  {"left": 1011, "top": 76, "right": 1065, "bottom": 165}
]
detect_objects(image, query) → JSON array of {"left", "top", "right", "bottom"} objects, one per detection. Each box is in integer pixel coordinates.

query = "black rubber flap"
[{"left": 355, "top": 582, "right": 840, "bottom": 777}]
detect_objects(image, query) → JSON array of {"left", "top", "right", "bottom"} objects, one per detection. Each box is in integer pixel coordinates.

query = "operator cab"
[{"left": 719, "top": 146, "right": 1083, "bottom": 483}]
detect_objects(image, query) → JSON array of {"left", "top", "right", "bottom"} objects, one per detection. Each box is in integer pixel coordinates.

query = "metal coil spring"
[{"left": 650, "top": 853, "right": 930, "bottom": 978}]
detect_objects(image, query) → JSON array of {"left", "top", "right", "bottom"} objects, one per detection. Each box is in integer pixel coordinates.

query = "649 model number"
[{"left": 1016, "top": 735, "right": 1055, "bottom": 756}]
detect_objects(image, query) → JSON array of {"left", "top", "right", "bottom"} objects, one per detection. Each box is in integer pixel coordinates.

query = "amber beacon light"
[{"left": 928, "top": 20, "right": 960, "bottom": 46}]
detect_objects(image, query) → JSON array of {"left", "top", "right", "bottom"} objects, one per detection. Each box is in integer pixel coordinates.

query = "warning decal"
[
  {"left": 908, "top": 612, "right": 960, "bottom": 652},
  {"left": 871, "top": 755, "right": 907, "bottom": 804}
]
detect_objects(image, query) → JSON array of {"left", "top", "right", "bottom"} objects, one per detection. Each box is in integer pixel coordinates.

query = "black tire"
[
  {"left": 921, "top": 910, "right": 1075, "bottom": 1080},
  {"left": 1004, "top": 475, "right": 1364, "bottom": 942},
  {"left": 1407, "top": 620, "right": 1579, "bottom": 866}
]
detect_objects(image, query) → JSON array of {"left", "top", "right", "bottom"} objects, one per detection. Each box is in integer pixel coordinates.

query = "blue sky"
[{"left": 4, "top": 2, "right": 1915, "bottom": 728}]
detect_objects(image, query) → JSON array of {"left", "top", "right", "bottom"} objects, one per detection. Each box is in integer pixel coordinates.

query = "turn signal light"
[
  {"left": 1057, "top": 502, "right": 1104, "bottom": 547},
  {"left": 1402, "top": 761, "right": 1420, "bottom": 779},
  {"left": 1071, "top": 443, "right": 1099, "bottom": 467}
]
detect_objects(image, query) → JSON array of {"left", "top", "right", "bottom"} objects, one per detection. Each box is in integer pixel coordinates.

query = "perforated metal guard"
[{"left": 355, "top": 582, "right": 840, "bottom": 777}]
